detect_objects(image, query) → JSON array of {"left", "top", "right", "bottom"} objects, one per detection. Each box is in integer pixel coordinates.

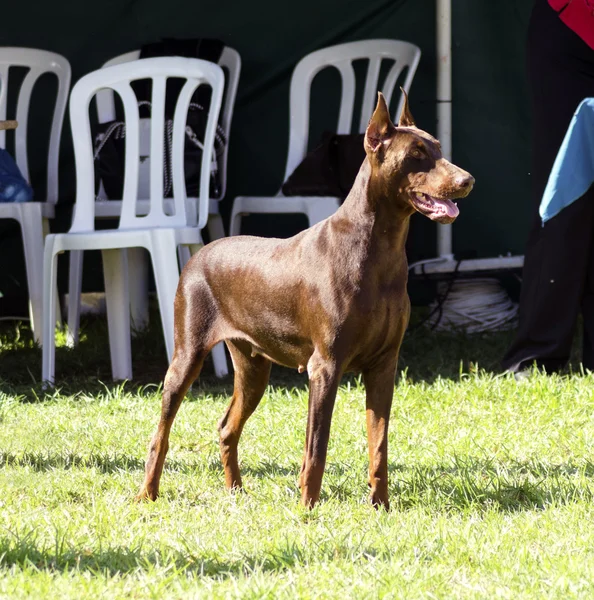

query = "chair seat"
[
  {"left": 94, "top": 197, "right": 220, "bottom": 219},
  {"left": 0, "top": 201, "right": 55, "bottom": 219},
  {"left": 230, "top": 194, "right": 341, "bottom": 235},
  {"left": 48, "top": 225, "right": 203, "bottom": 254},
  {"left": 234, "top": 194, "right": 340, "bottom": 211}
]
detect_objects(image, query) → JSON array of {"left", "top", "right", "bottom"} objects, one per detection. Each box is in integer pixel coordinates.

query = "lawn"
[{"left": 1, "top": 314, "right": 594, "bottom": 598}]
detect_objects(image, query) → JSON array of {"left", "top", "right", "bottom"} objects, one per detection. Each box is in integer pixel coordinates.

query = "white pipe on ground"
[{"left": 436, "top": 0, "right": 453, "bottom": 259}]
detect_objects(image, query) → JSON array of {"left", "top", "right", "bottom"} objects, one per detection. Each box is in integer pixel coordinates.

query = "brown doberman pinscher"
[{"left": 136, "top": 91, "right": 474, "bottom": 510}]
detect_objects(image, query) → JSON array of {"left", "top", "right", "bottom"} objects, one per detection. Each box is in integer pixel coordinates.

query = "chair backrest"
[
  {"left": 283, "top": 39, "right": 421, "bottom": 183},
  {"left": 69, "top": 57, "right": 224, "bottom": 233},
  {"left": 0, "top": 48, "right": 71, "bottom": 204},
  {"left": 95, "top": 46, "right": 241, "bottom": 201}
]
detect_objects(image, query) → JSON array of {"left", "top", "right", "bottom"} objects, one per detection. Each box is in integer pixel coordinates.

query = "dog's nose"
[{"left": 456, "top": 174, "right": 475, "bottom": 189}]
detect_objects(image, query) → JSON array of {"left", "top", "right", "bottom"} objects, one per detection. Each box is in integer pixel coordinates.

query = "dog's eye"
[{"left": 411, "top": 149, "right": 424, "bottom": 159}]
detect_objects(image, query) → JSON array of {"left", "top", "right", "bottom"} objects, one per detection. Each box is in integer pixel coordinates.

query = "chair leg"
[
  {"left": 207, "top": 212, "right": 226, "bottom": 240},
  {"left": 149, "top": 239, "right": 181, "bottom": 364},
  {"left": 42, "top": 244, "right": 59, "bottom": 385},
  {"left": 67, "top": 250, "right": 83, "bottom": 347},
  {"left": 42, "top": 217, "right": 62, "bottom": 329},
  {"left": 19, "top": 203, "right": 45, "bottom": 343},
  {"left": 102, "top": 248, "right": 132, "bottom": 381},
  {"left": 127, "top": 247, "right": 149, "bottom": 334}
]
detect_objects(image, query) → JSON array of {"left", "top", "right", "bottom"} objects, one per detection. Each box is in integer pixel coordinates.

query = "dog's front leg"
[
  {"left": 299, "top": 354, "right": 342, "bottom": 508},
  {"left": 363, "top": 354, "right": 398, "bottom": 511}
]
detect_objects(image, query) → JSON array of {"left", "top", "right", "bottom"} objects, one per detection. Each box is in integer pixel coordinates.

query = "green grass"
[{"left": 1, "top": 314, "right": 594, "bottom": 598}]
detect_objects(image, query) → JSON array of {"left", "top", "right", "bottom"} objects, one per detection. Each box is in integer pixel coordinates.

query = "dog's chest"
[
  {"left": 339, "top": 288, "right": 410, "bottom": 372},
  {"left": 358, "top": 280, "right": 408, "bottom": 320},
  {"left": 337, "top": 273, "right": 410, "bottom": 341}
]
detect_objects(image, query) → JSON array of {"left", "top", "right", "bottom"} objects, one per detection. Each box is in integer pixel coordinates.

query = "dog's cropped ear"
[
  {"left": 365, "top": 92, "right": 396, "bottom": 157},
  {"left": 398, "top": 87, "right": 416, "bottom": 127}
]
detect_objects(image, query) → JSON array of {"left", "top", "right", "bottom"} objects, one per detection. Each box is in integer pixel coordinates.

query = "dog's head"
[{"left": 364, "top": 90, "right": 474, "bottom": 224}]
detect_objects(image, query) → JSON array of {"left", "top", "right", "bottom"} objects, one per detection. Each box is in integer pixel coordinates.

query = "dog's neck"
[{"left": 337, "top": 158, "right": 412, "bottom": 256}]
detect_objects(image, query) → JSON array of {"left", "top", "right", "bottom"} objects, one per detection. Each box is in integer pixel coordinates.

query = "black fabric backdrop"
[{"left": 0, "top": 0, "right": 532, "bottom": 313}]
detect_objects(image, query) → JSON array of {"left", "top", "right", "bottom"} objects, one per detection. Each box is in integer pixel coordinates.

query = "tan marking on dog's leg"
[
  {"left": 300, "top": 353, "right": 342, "bottom": 508},
  {"left": 135, "top": 286, "right": 219, "bottom": 502},
  {"left": 135, "top": 349, "right": 205, "bottom": 502},
  {"left": 362, "top": 355, "right": 398, "bottom": 511}
]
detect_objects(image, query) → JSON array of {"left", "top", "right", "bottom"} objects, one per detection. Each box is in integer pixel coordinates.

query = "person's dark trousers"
[{"left": 502, "top": 0, "right": 594, "bottom": 373}]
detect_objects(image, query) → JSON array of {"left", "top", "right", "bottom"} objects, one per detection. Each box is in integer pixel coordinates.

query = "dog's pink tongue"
[
  {"left": 434, "top": 197, "right": 459, "bottom": 219},
  {"left": 444, "top": 199, "right": 459, "bottom": 219}
]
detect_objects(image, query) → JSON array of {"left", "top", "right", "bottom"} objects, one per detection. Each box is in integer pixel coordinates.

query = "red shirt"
[{"left": 548, "top": 0, "right": 594, "bottom": 50}]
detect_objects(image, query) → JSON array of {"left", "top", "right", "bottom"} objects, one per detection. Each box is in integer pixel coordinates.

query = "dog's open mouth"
[{"left": 410, "top": 193, "right": 459, "bottom": 224}]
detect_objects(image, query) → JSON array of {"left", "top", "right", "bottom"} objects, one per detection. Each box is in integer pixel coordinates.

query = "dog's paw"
[
  {"left": 134, "top": 488, "right": 158, "bottom": 503},
  {"left": 369, "top": 491, "right": 390, "bottom": 512}
]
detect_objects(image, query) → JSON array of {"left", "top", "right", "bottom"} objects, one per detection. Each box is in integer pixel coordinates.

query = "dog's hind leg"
[
  {"left": 362, "top": 353, "right": 398, "bottom": 511},
  {"left": 135, "top": 288, "right": 217, "bottom": 502},
  {"left": 135, "top": 348, "right": 207, "bottom": 502},
  {"left": 218, "top": 340, "right": 271, "bottom": 490}
]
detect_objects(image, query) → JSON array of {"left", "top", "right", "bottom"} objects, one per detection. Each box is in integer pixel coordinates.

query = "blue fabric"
[
  {"left": 539, "top": 98, "right": 594, "bottom": 224},
  {"left": 0, "top": 148, "right": 33, "bottom": 203}
]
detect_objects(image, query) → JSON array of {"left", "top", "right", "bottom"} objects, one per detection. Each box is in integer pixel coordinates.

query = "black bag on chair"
[
  {"left": 281, "top": 132, "right": 366, "bottom": 199},
  {"left": 93, "top": 102, "right": 227, "bottom": 200},
  {"left": 93, "top": 38, "right": 226, "bottom": 200},
  {"left": 93, "top": 120, "right": 127, "bottom": 199}
]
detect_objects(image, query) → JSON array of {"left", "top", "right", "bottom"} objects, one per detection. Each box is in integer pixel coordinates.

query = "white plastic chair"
[
  {"left": 0, "top": 48, "right": 71, "bottom": 341},
  {"left": 229, "top": 39, "right": 421, "bottom": 235},
  {"left": 67, "top": 47, "right": 240, "bottom": 343},
  {"left": 42, "top": 57, "right": 226, "bottom": 384}
]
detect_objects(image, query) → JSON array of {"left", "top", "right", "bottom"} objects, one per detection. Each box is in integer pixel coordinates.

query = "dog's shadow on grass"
[
  {"left": 0, "top": 533, "right": 313, "bottom": 579},
  {"left": 239, "top": 458, "right": 298, "bottom": 479},
  {"left": 0, "top": 449, "right": 299, "bottom": 479},
  {"left": 0, "top": 450, "right": 148, "bottom": 474},
  {"left": 324, "top": 457, "right": 594, "bottom": 513},
  {"left": 4, "top": 447, "right": 594, "bottom": 514}
]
